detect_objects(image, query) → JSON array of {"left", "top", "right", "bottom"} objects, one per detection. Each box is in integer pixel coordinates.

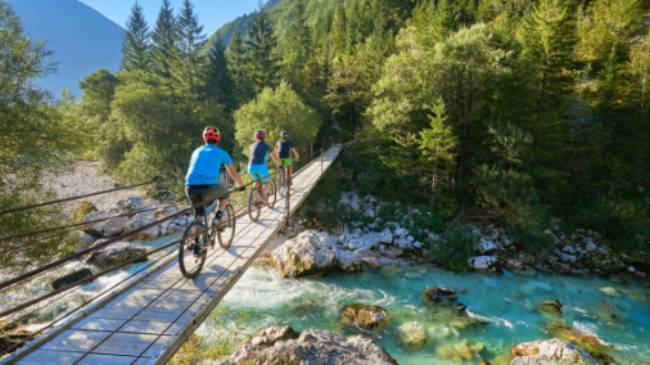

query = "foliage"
[
  {"left": 431, "top": 220, "right": 477, "bottom": 272},
  {"left": 0, "top": 1, "right": 79, "bottom": 265},
  {"left": 234, "top": 82, "right": 322, "bottom": 157},
  {"left": 121, "top": 2, "right": 150, "bottom": 71}
]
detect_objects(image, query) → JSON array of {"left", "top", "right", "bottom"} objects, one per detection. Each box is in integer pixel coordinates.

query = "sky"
[{"left": 77, "top": 0, "right": 264, "bottom": 34}]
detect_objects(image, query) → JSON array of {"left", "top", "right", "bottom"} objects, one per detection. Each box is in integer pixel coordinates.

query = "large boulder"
[
  {"left": 216, "top": 326, "right": 398, "bottom": 365},
  {"left": 510, "top": 339, "right": 598, "bottom": 365},
  {"left": 339, "top": 304, "right": 388, "bottom": 332},
  {"left": 272, "top": 230, "right": 337, "bottom": 278},
  {"left": 85, "top": 241, "right": 148, "bottom": 269},
  {"left": 130, "top": 211, "right": 160, "bottom": 240},
  {"left": 423, "top": 287, "right": 467, "bottom": 314}
]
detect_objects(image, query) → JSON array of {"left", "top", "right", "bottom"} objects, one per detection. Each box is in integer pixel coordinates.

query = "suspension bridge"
[{"left": 1, "top": 145, "right": 342, "bottom": 365}]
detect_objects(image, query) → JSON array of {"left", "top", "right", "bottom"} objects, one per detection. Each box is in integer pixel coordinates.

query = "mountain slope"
[{"left": 7, "top": 0, "right": 124, "bottom": 97}]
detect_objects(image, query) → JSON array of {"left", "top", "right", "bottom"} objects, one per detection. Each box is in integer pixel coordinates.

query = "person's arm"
[
  {"left": 226, "top": 164, "right": 245, "bottom": 187},
  {"left": 291, "top": 147, "right": 300, "bottom": 161},
  {"left": 269, "top": 150, "right": 281, "bottom": 168}
]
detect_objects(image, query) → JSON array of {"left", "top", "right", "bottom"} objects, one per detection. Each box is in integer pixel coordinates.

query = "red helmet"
[
  {"left": 255, "top": 130, "right": 266, "bottom": 140},
  {"left": 203, "top": 126, "right": 221, "bottom": 144}
]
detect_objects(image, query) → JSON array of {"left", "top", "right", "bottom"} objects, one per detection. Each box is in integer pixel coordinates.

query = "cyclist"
[
  {"left": 248, "top": 130, "right": 281, "bottom": 207},
  {"left": 275, "top": 131, "right": 300, "bottom": 184},
  {"left": 185, "top": 126, "right": 245, "bottom": 221}
]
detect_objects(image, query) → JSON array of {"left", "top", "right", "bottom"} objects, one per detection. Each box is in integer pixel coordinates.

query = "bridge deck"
[{"left": 11, "top": 146, "right": 341, "bottom": 365}]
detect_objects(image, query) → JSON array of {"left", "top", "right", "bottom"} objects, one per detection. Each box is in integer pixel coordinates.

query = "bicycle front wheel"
[
  {"left": 179, "top": 220, "right": 207, "bottom": 279},
  {"left": 248, "top": 187, "right": 262, "bottom": 222},
  {"left": 218, "top": 204, "right": 236, "bottom": 249}
]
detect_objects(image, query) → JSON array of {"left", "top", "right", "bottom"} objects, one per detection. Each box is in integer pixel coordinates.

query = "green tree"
[
  {"left": 626, "top": 30, "right": 650, "bottom": 108},
  {"left": 279, "top": 0, "right": 311, "bottom": 94},
  {"left": 234, "top": 82, "right": 322, "bottom": 155},
  {"left": 0, "top": 1, "right": 78, "bottom": 265},
  {"left": 175, "top": 0, "right": 206, "bottom": 95},
  {"left": 227, "top": 30, "right": 253, "bottom": 102},
  {"left": 151, "top": 0, "right": 179, "bottom": 85},
  {"left": 121, "top": 2, "right": 150, "bottom": 71},
  {"left": 79, "top": 69, "right": 119, "bottom": 123},
  {"left": 518, "top": 0, "right": 576, "bottom": 182},
  {"left": 203, "top": 40, "right": 236, "bottom": 110},
  {"left": 245, "top": 11, "right": 279, "bottom": 93}
]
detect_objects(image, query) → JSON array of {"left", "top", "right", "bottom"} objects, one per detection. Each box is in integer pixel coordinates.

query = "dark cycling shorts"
[{"left": 185, "top": 184, "right": 230, "bottom": 216}]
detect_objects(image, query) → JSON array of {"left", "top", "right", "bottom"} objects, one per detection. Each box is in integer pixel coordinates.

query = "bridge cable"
[{"left": 0, "top": 179, "right": 163, "bottom": 216}]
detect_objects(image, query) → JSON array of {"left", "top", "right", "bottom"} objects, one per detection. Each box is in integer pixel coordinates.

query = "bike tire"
[
  {"left": 218, "top": 204, "right": 236, "bottom": 248},
  {"left": 278, "top": 168, "right": 287, "bottom": 197},
  {"left": 268, "top": 179, "right": 277, "bottom": 208},
  {"left": 248, "top": 187, "right": 262, "bottom": 222},
  {"left": 179, "top": 220, "right": 207, "bottom": 279}
]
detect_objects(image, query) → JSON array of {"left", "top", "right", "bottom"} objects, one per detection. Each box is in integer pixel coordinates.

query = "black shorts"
[{"left": 185, "top": 184, "right": 230, "bottom": 216}]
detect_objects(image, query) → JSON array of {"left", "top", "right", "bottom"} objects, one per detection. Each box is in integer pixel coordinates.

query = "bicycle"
[
  {"left": 248, "top": 175, "right": 277, "bottom": 221},
  {"left": 179, "top": 196, "right": 236, "bottom": 279},
  {"left": 278, "top": 166, "right": 294, "bottom": 198}
]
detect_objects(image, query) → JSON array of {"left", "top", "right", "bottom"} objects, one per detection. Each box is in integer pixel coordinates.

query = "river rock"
[
  {"left": 86, "top": 241, "right": 148, "bottom": 269},
  {"left": 130, "top": 211, "right": 160, "bottom": 240},
  {"left": 272, "top": 230, "right": 337, "bottom": 278},
  {"left": 478, "top": 237, "right": 500, "bottom": 254},
  {"left": 216, "top": 326, "right": 398, "bottom": 365},
  {"left": 545, "top": 322, "right": 611, "bottom": 359},
  {"left": 537, "top": 300, "right": 563, "bottom": 316},
  {"left": 116, "top": 196, "right": 146, "bottom": 212},
  {"left": 103, "top": 216, "right": 131, "bottom": 237},
  {"left": 468, "top": 256, "right": 498, "bottom": 271},
  {"left": 436, "top": 340, "right": 485, "bottom": 362},
  {"left": 422, "top": 286, "right": 469, "bottom": 314},
  {"left": 510, "top": 339, "right": 598, "bottom": 365},
  {"left": 339, "top": 304, "right": 388, "bottom": 332},
  {"left": 396, "top": 321, "right": 427, "bottom": 350},
  {"left": 599, "top": 287, "right": 619, "bottom": 297}
]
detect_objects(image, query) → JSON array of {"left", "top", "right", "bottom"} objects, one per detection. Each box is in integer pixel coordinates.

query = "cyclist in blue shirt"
[
  {"left": 248, "top": 130, "right": 281, "bottom": 207},
  {"left": 185, "top": 127, "right": 245, "bottom": 220}
]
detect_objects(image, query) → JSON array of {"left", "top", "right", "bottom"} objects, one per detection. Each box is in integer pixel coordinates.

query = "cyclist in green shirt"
[{"left": 275, "top": 131, "right": 300, "bottom": 184}]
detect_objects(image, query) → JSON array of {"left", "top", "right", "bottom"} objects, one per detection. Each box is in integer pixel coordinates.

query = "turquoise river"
[{"left": 196, "top": 264, "right": 650, "bottom": 364}]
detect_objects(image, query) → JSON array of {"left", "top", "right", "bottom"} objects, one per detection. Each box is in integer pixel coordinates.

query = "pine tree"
[
  {"left": 245, "top": 11, "right": 279, "bottom": 93},
  {"left": 204, "top": 40, "right": 236, "bottom": 110},
  {"left": 521, "top": 0, "right": 576, "bottom": 119},
  {"left": 519, "top": 0, "right": 576, "bottom": 194},
  {"left": 151, "top": 0, "right": 178, "bottom": 84},
  {"left": 175, "top": 0, "right": 206, "bottom": 94},
  {"left": 280, "top": 0, "right": 311, "bottom": 93},
  {"left": 331, "top": 6, "right": 348, "bottom": 55},
  {"left": 121, "top": 2, "right": 150, "bottom": 71},
  {"left": 227, "top": 30, "right": 253, "bottom": 102}
]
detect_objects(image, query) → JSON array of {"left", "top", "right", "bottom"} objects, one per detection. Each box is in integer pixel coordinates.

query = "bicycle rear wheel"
[
  {"left": 267, "top": 179, "right": 277, "bottom": 208},
  {"left": 217, "top": 204, "right": 236, "bottom": 248},
  {"left": 179, "top": 220, "right": 207, "bottom": 278},
  {"left": 248, "top": 186, "right": 262, "bottom": 222},
  {"left": 278, "top": 168, "right": 287, "bottom": 197}
]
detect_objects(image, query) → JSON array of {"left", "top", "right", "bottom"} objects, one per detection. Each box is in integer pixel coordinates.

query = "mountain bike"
[
  {"left": 179, "top": 197, "right": 236, "bottom": 279},
  {"left": 248, "top": 176, "right": 277, "bottom": 221}
]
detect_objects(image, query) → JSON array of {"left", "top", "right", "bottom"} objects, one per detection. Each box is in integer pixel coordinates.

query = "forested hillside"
[{"left": 2, "top": 0, "right": 649, "bottom": 266}]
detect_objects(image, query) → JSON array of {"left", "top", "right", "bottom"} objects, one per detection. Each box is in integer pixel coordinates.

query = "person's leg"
[{"left": 213, "top": 183, "right": 231, "bottom": 219}]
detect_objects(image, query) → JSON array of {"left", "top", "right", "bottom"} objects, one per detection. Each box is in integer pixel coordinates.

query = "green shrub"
[{"left": 430, "top": 221, "right": 477, "bottom": 272}]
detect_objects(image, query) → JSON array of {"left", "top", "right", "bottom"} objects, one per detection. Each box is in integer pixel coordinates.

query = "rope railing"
[
  {"left": 0, "top": 205, "right": 173, "bottom": 243},
  {"left": 0, "top": 179, "right": 162, "bottom": 216},
  {"left": 0, "top": 170, "right": 285, "bottom": 314}
]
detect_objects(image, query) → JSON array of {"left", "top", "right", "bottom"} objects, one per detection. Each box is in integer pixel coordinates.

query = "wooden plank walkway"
[{"left": 8, "top": 145, "right": 341, "bottom": 365}]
